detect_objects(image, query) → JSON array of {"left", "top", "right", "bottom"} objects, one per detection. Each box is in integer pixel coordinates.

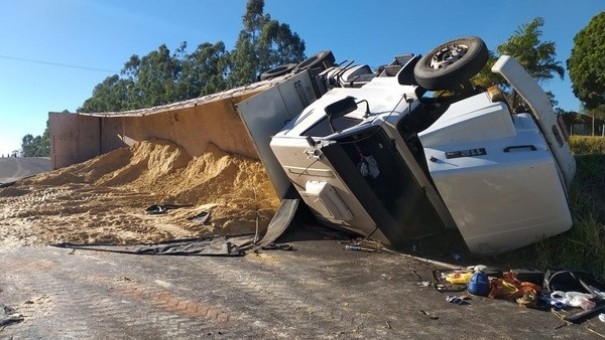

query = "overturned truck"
[
  {"left": 237, "top": 36, "right": 575, "bottom": 255},
  {"left": 51, "top": 37, "right": 575, "bottom": 255}
]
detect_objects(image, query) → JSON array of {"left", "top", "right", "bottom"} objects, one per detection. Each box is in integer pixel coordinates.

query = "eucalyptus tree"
[{"left": 229, "top": 0, "right": 305, "bottom": 86}]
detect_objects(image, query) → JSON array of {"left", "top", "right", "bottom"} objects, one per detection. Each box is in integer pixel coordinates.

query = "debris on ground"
[
  {"left": 340, "top": 238, "right": 388, "bottom": 253},
  {"left": 430, "top": 265, "right": 605, "bottom": 323},
  {"left": 445, "top": 295, "right": 471, "bottom": 305},
  {"left": 0, "top": 305, "right": 24, "bottom": 328},
  {"left": 418, "top": 309, "right": 439, "bottom": 320}
]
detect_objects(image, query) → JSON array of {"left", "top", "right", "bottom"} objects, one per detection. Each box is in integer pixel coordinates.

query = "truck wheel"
[
  {"left": 413, "top": 36, "right": 488, "bottom": 90},
  {"left": 260, "top": 63, "right": 297, "bottom": 80},
  {"left": 293, "top": 50, "right": 336, "bottom": 73}
]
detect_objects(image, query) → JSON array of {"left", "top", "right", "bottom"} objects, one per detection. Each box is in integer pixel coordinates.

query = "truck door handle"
[{"left": 503, "top": 145, "right": 537, "bottom": 152}]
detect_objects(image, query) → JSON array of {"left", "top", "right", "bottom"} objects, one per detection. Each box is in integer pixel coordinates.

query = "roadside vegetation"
[{"left": 534, "top": 136, "right": 605, "bottom": 277}]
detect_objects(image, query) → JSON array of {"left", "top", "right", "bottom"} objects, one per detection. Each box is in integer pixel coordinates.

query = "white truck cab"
[{"left": 237, "top": 37, "right": 575, "bottom": 255}]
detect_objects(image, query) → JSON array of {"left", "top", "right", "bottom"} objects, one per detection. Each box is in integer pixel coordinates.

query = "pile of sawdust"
[{"left": 0, "top": 140, "right": 280, "bottom": 247}]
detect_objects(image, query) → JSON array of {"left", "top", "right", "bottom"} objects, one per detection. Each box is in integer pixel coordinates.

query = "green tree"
[
  {"left": 497, "top": 17, "right": 564, "bottom": 82},
  {"left": 567, "top": 12, "right": 605, "bottom": 110},
  {"left": 20, "top": 121, "right": 50, "bottom": 157},
  {"left": 229, "top": 0, "right": 305, "bottom": 86},
  {"left": 123, "top": 43, "right": 184, "bottom": 108},
  {"left": 21, "top": 134, "right": 35, "bottom": 156},
  {"left": 40, "top": 124, "right": 50, "bottom": 156},
  {"left": 472, "top": 50, "right": 500, "bottom": 88},
  {"left": 80, "top": 0, "right": 305, "bottom": 112},
  {"left": 81, "top": 75, "right": 134, "bottom": 112},
  {"left": 179, "top": 42, "right": 231, "bottom": 97},
  {"left": 474, "top": 17, "right": 564, "bottom": 109},
  {"left": 80, "top": 42, "right": 218, "bottom": 112}
]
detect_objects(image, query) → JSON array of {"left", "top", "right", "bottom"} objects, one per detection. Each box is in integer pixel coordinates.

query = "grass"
[{"left": 490, "top": 136, "right": 605, "bottom": 279}]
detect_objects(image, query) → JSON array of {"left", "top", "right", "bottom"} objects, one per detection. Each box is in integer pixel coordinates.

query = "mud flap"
[{"left": 245, "top": 198, "right": 300, "bottom": 251}]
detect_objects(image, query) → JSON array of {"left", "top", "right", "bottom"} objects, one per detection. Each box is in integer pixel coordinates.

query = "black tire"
[
  {"left": 413, "top": 36, "right": 488, "bottom": 90},
  {"left": 293, "top": 50, "right": 336, "bottom": 73},
  {"left": 260, "top": 63, "right": 297, "bottom": 81}
]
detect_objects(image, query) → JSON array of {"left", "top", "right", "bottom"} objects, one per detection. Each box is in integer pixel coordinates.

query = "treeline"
[
  {"left": 80, "top": 0, "right": 304, "bottom": 113},
  {"left": 21, "top": 124, "right": 50, "bottom": 157},
  {"left": 20, "top": 0, "right": 304, "bottom": 157}
]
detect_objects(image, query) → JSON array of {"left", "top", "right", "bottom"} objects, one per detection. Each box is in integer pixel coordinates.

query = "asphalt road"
[
  {"left": 1, "top": 227, "right": 604, "bottom": 339},
  {"left": 0, "top": 157, "right": 51, "bottom": 183}
]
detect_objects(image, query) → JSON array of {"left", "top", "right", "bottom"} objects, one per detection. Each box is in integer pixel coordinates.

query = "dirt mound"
[{"left": 0, "top": 140, "right": 279, "bottom": 247}]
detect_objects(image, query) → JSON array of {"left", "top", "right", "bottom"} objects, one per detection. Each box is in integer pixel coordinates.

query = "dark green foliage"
[
  {"left": 472, "top": 49, "right": 501, "bottom": 88},
  {"left": 473, "top": 17, "right": 564, "bottom": 109},
  {"left": 123, "top": 44, "right": 182, "bottom": 108},
  {"left": 568, "top": 12, "right": 605, "bottom": 110},
  {"left": 228, "top": 0, "right": 305, "bottom": 86},
  {"left": 79, "top": 0, "right": 305, "bottom": 113},
  {"left": 80, "top": 42, "right": 232, "bottom": 112},
  {"left": 21, "top": 121, "right": 50, "bottom": 157},
  {"left": 497, "top": 18, "right": 564, "bottom": 82},
  {"left": 80, "top": 75, "right": 134, "bottom": 112},
  {"left": 181, "top": 42, "right": 231, "bottom": 97}
]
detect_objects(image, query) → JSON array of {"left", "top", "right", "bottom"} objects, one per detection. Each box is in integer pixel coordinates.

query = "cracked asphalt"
[{"left": 1, "top": 228, "right": 605, "bottom": 339}]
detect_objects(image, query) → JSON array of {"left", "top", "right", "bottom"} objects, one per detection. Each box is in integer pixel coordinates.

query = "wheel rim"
[{"left": 429, "top": 44, "right": 469, "bottom": 69}]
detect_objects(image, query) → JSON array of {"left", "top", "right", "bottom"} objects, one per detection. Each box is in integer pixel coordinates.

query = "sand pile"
[{"left": 0, "top": 140, "right": 280, "bottom": 247}]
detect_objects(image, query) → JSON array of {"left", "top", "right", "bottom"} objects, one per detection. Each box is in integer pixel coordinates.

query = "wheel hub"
[{"left": 429, "top": 44, "right": 469, "bottom": 69}]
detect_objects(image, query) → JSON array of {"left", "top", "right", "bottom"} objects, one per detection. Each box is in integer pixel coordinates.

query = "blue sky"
[{"left": 0, "top": 0, "right": 603, "bottom": 156}]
